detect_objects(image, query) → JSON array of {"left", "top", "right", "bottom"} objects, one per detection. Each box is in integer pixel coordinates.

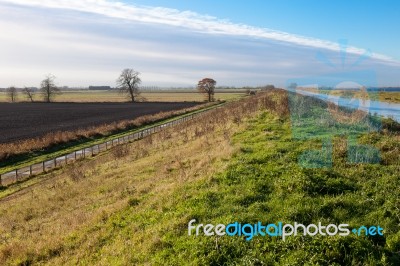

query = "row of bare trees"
[
  {"left": 5, "top": 74, "right": 59, "bottom": 103},
  {"left": 4, "top": 70, "right": 217, "bottom": 103},
  {"left": 6, "top": 86, "right": 39, "bottom": 103}
]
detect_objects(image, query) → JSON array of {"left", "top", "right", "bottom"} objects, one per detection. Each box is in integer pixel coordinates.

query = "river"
[{"left": 289, "top": 89, "right": 400, "bottom": 122}]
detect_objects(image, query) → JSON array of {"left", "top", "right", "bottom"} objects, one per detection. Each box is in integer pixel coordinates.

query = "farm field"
[
  {"left": 0, "top": 90, "right": 399, "bottom": 265},
  {"left": 0, "top": 102, "right": 200, "bottom": 143},
  {"left": 0, "top": 90, "right": 246, "bottom": 103}
]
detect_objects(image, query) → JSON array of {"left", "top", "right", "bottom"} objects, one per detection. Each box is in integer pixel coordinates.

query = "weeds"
[
  {"left": 69, "top": 168, "right": 86, "bottom": 182},
  {"left": 111, "top": 144, "right": 130, "bottom": 159}
]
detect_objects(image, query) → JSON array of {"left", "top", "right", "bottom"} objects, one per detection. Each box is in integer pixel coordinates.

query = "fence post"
[
  {"left": 15, "top": 169, "right": 18, "bottom": 182},
  {"left": 0, "top": 174, "right": 2, "bottom": 187},
  {"left": 75, "top": 151, "right": 77, "bottom": 160},
  {"left": 43, "top": 161, "right": 45, "bottom": 172},
  {"left": 65, "top": 155, "right": 67, "bottom": 165},
  {"left": 30, "top": 165, "right": 33, "bottom": 176},
  {"left": 54, "top": 158, "right": 57, "bottom": 168}
]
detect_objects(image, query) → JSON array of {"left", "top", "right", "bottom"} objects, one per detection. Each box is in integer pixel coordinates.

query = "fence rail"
[{"left": 0, "top": 107, "right": 213, "bottom": 187}]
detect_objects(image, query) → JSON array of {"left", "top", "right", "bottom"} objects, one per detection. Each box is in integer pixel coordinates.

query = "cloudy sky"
[{"left": 0, "top": 0, "right": 399, "bottom": 88}]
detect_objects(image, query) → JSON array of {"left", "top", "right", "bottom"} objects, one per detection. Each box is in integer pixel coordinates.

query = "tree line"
[
  {"left": 5, "top": 74, "right": 60, "bottom": 103},
  {"left": 3, "top": 68, "right": 225, "bottom": 103}
]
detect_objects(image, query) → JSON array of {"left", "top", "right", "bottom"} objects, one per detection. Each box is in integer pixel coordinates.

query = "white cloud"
[
  {"left": 0, "top": 0, "right": 399, "bottom": 87},
  {"left": 1, "top": 0, "right": 397, "bottom": 63}
]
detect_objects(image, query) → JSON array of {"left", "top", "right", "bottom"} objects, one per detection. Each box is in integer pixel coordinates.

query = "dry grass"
[
  {"left": 0, "top": 102, "right": 216, "bottom": 162},
  {"left": 0, "top": 90, "right": 287, "bottom": 265},
  {"left": 0, "top": 91, "right": 245, "bottom": 103}
]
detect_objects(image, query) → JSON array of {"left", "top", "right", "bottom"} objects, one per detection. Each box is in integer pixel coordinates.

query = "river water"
[{"left": 289, "top": 89, "right": 400, "bottom": 122}]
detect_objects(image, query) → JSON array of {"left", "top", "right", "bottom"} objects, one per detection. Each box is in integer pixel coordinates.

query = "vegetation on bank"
[
  {"left": 0, "top": 90, "right": 399, "bottom": 265},
  {"left": 316, "top": 89, "right": 400, "bottom": 104}
]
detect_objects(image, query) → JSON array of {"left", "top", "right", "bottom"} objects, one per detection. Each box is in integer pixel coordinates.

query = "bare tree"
[
  {"left": 116, "top": 69, "right": 141, "bottom": 102},
  {"left": 40, "top": 74, "right": 60, "bottom": 103},
  {"left": 23, "top": 87, "right": 35, "bottom": 102},
  {"left": 264, "top": 84, "right": 275, "bottom": 90},
  {"left": 6, "top": 86, "right": 17, "bottom": 102},
  {"left": 197, "top": 78, "right": 216, "bottom": 102}
]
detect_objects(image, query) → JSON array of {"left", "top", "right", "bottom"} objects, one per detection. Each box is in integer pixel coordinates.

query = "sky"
[{"left": 0, "top": 0, "right": 399, "bottom": 88}]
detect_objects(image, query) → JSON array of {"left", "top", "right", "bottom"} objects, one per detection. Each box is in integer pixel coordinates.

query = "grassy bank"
[{"left": 0, "top": 90, "right": 399, "bottom": 265}]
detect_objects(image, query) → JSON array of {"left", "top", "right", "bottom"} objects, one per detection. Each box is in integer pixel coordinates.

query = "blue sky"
[
  {"left": 128, "top": 0, "right": 400, "bottom": 60},
  {"left": 0, "top": 0, "right": 399, "bottom": 87}
]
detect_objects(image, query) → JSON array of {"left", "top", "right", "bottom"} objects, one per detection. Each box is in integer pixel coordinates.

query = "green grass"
[
  {"left": 0, "top": 90, "right": 399, "bottom": 265},
  {"left": 42, "top": 108, "right": 399, "bottom": 265},
  {"left": 92, "top": 111, "right": 399, "bottom": 265}
]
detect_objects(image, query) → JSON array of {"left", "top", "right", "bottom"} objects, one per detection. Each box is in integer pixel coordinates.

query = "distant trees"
[
  {"left": 23, "top": 87, "right": 35, "bottom": 102},
  {"left": 264, "top": 84, "right": 275, "bottom": 90},
  {"left": 197, "top": 78, "right": 216, "bottom": 102},
  {"left": 40, "top": 74, "right": 60, "bottom": 103},
  {"left": 245, "top": 88, "right": 257, "bottom": 95},
  {"left": 116, "top": 69, "right": 141, "bottom": 102},
  {"left": 6, "top": 86, "right": 17, "bottom": 102}
]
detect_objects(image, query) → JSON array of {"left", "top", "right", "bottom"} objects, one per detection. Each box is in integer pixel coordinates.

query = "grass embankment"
[{"left": 0, "top": 90, "right": 399, "bottom": 265}]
